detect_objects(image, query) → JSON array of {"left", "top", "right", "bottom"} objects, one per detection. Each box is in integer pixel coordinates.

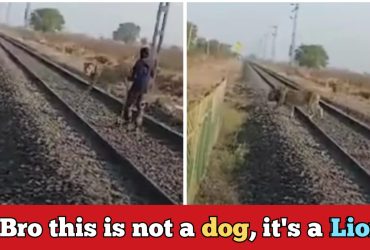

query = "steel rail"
[
  {"left": 0, "top": 37, "right": 176, "bottom": 205},
  {"left": 249, "top": 62, "right": 370, "bottom": 183},
  {"left": 0, "top": 33, "right": 183, "bottom": 150}
]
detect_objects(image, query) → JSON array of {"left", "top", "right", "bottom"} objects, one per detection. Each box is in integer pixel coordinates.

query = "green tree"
[
  {"left": 30, "top": 8, "right": 65, "bottom": 32},
  {"left": 112, "top": 22, "right": 140, "bottom": 43},
  {"left": 294, "top": 44, "right": 329, "bottom": 68}
]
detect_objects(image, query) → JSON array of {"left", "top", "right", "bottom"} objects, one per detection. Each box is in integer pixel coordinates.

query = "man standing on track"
[{"left": 121, "top": 47, "right": 155, "bottom": 130}]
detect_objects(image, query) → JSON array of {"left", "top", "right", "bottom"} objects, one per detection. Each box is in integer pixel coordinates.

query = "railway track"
[
  {"left": 0, "top": 34, "right": 183, "bottom": 204},
  {"left": 0, "top": 33, "right": 183, "bottom": 145},
  {"left": 250, "top": 62, "right": 370, "bottom": 183}
]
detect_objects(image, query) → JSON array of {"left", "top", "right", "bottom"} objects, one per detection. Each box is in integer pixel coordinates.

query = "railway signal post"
[
  {"left": 271, "top": 25, "right": 278, "bottom": 62},
  {"left": 151, "top": 2, "right": 170, "bottom": 83},
  {"left": 289, "top": 3, "right": 299, "bottom": 66},
  {"left": 24, "top": 3, "right": 31, "bottom": 28},
  {"left": 6, "top": 3, "right": 12, "bottom": 24}
]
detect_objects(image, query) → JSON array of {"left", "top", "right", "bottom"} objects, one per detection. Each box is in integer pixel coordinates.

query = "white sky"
[
  {"left": 188, "top": 3, "right": 370, "bottom": 73},
  {"left": 0, "top": 2, "right": 183, "bottom": 47}
]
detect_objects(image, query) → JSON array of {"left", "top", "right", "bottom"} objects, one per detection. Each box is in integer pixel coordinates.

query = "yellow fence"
[{"left": 187, "top": 78, "right": 227, "bottom": 203}]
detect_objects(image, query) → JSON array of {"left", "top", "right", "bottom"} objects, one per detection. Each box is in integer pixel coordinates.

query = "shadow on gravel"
[{"left": 0, "top": 100, "right": 88, "bottom": 204}]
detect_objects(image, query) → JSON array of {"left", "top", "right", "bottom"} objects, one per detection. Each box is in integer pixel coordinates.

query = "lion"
[
  {"left": 75, "top": 61, "right": 103, "bottom": 108},
  {"left": 267, "top": 86, "right": 323, "bottom": 120}
]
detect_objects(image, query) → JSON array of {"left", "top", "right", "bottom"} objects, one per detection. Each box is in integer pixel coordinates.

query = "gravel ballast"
[
  {"left": 0, "top": 46, "right": 157, "bottom": 204},
  {"left": 255, "top": 67, "right": 370, "bottom": 172},
  {"left": 234, "top": 64, "right": 370, "bottom": 204},
  {"left": 0, "top": 38, "right": 183, "bottom": 203}
]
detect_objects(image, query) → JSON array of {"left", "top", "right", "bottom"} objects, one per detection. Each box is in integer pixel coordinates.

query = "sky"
[
  {"left": 0, "top": 2, "right": 183, "bottom": 47},
  {"left": 188, "top": 3, "right": 370, "bottom": 73}
]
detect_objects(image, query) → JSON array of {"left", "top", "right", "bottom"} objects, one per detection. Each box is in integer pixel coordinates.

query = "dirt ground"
[
  {"left": 0, "top": 26, "right": 183, "bottom": 128},
  {"left": 194, "top": 67, "right": 249, "bottom": 204},
  {"left": 263, "top": 62, "right": 370, "bottom": 120},
  {"left": 187, "top": 54, "right": 246, "bottom": 204},
  {"left": 187, "top": 55, "right": 241, "bottom": 104}
]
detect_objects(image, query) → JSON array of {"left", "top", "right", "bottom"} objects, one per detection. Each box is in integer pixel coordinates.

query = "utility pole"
[
  {"left": 151, "top": 2, "right": 169, "bottom": 55},
  {"left": 289, "top": 3, "right": 299, "bottom": 66},
  {"left": 271, "top": 25, "right": 278, "bottom": 61},
  {"left": 187, "top": 23, "right": 193, "bottom": 50},
  {"left": 151, "top": 2, "right": 170, "bottom": 82},
  {"left": 6, "top": 2, "right": 11, "bottom": 24},
  {"left": 258, "top": 37, "right": 263, "bottom": 59},
  {"left": 24, "top": 3, "right": 31, "bottom": 28},
  {"left": 262, "top": 33, "right": 268, "bottom": 60}
]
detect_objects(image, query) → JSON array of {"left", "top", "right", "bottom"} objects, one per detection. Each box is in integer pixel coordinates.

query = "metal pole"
[
  {"left": 150, "top": 2, "right": 170, "bottom": 83},
  {"left": 156, "top": 2, "right": 169, "bottom": 53},
  {"left": 24, "top": 3, "right": 31, "bottom": 28},
  {"left": 206, "top": 40, "right": 209, "bottom": 56},
  {"left": 6, "top": 2, "right": 11, "bottom": 25},
  {"left": 187, "top": 22, "right": 193, "bottom": 50},
  {"left": 258, "top": 37, "right": 263, "bottom": 59},
  {"left": 289, "top": 3, "right": 299, "bottom": 66},
  {"left": 271, "top": 25, "right": 278, "bottom": 61},
  {"left": 263, "top": 33, "right": 268, "bottom": 60},
  {"left": 151, "top": 2, "right": 162, "bottom": 52}
]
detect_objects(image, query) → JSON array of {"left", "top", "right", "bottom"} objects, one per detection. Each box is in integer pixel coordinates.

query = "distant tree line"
[
  {"left": 28, "top": 8, "right": 148, "bottom": 46},
  {"left": 26, "top": 8, "right": 329, "bottom": 68},
  {"left": 187, "top": 21, "right": 237, "bottom": 58}
]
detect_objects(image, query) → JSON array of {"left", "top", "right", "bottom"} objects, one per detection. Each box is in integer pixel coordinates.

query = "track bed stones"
[
  {"left": 0, "top": 37, "right": 183, "bottom": 203},
  {"left": 0, "top": 45, "right": 159, "bottom": 204},
  {"left": 234, "top": 64, "right": 370, "bottom": 204},
  {"left": 253, "top": 64, "right": 370, "bottom": 176}
]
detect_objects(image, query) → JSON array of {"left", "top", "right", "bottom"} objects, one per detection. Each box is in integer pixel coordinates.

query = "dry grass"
[
  {"left": 194, "top": 81, "right": 249, "bottom": 204},
  {"left": 188, "top": 53, "right": 241, "bottom": 103},
  {"left": 189, "top": 51, "right": 246, "bottom": 204},
  {"left": 263, "top": 61, "right": 370, "bottom": 118},
  {"left": 266, "top": 61, "right": 370, "bottom": 96},
  {"left": 194, "top": 105, "right": 247, "bottom": 204},
  {"left": 0, "top": 25, "right": 183, "bottom": 124},
  {"left": 1, "top": 25, "right": 182, "bottom": 71}
]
